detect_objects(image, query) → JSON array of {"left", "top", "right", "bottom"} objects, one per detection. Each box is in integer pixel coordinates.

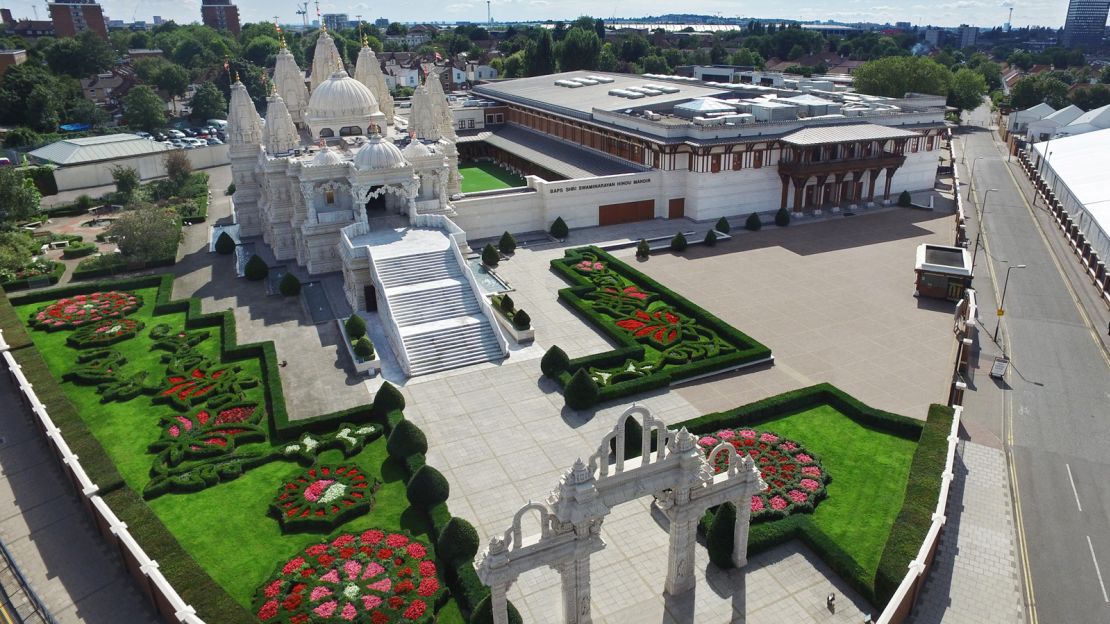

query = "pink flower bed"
[
  {"left": 697, "top": 427, "right": 831, "bottom": 521},
  {"left": 255, "top": 530, "right": 444, "bottom": 623},
  {"left": 270, "top": 466, "right": 378, "bottom": 532},
  {"left": 31, "top": 291, "right": 142, "bottom": 330}
]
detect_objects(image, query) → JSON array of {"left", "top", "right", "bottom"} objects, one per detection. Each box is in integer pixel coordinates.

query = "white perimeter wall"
[{"left": 52, "top": 145, "right": 230, "bottom": 191}]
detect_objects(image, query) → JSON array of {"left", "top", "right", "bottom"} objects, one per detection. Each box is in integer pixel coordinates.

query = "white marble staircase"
[{"left": 374, "top": 250, "right": 503, "bottom": 376}]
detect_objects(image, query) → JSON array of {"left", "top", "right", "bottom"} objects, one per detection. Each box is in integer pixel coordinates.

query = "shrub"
[
  {"left": 437, "top": 517, "right": 480, "bottom": 567},
  {"left": 704, "top": 230, "right": 718, "bottom": 247},
  {"left": 226, "top": 182, "right": 236, "bottom": 195},
  {"left": 715, "top": 216, "right": 731, "bottom": 233},
  {"left": 636, "top": 238, "right": 650, "bottom": 259},
  {"left": 61, "top": 242, "right": 97, "bottom": 259},
  {"left": 498, "top": 231, "right": 517, "bottom": 255},
  {"left": 549, "top": 216, "right": 568, "bottom": 239},
  {"left": 372, "top": 381, "right": 405, "bottom": 414},
  {"left": 745, "top": 212, "right": 762, "bottom": 231},
  {"left": 75, "top": 194, "right": 95, "bottom": 211},
  {"left": 774, "top": 207, "right": 791, "bottom": 227},
  {"left": 498, "top": 294, "right": 515, "bottom": 314},
  {"left": 541, "top": 345, "right": 570, "bottom": 378},
  {"left": 898, "top": 190, "right": 912, "bottom": 207},
  {"left": 706, "top": 502, "right": 737, "bottom": 570},
  {"left": 470, "top": 595, "right": 524, "bottom": 624},
  {"left": 512, "top": 309, "right": 531, "bottom": 331},
  {"left": 353, "top": 336, "right": 375, "bottom": 359},
  {"left": 482, "top": 243, "right": 500, "bottom": 267},
  {"left": 244, "top": 254, "right": 268, "bottom": 281},
  {"left": 278, "top": 272, "right": 301, "bottom": 296},
  {"left": 214, "top": 231, "right": 236, "bottom": 255},
  {"left": 565, "top": 368, "right": 600, "bottom": 410},
  {"left": 670, "top": 231, "right": 687, "bottom": 252},
  {"left": 406, "top": 465, "right": 450, "bottom": 508},
  {"left": 386, "top": 419, "right": 428, "bottom": 458},
  {"left": 344, "top": 314, "right": 367, "bottom": 340}
]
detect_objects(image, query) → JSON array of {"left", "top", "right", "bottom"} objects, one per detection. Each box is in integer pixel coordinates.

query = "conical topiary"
[
  {"left": 774, "top": 207, "right": 791, "bottom": 227},
  {"left": 549, "top": 216, "right": 568, "bottom": 239},
  {"left": 670, "top": 231, "right": 687, "bottom": 252},
  {"left": 279, "top": 272, "right": 301, "bottom": 296},
  {"left": 565, "top": 368, "right": 599, "bottom": 410},
  {"left": 498, "top": 231, "right": 517, "bottom": 255},
  {"left": 512, "top": 309, "right": 531, "bottom": 330},
  {"left": 715, "top": 216, "right": 731, "bottom": 233},
  {"left": 215, "top": 231, "right": 236, "bottom": 255},
  {"left": 707, "top": 502, "right": 738, "bottom": 570},
  {"left": 244, "top": 254, "right": 268, "bottom": 281},
  {"left": 541, "top": 345, "right": 570, "bottom": 377},
  {"left": 745, "top": 212, "right": 762, "bottom": 231},
  {"left": 482, "top": 243, "right": 500, "bottom": 267},
  {"left": 345, "top": 314, "right": 367, "bottom": 340},
  {"left": 704, "top": 229, "right": 718, "bottom": 246},
  {"left": 636, "top": 238, "right": 651, "bottom": 259},
  {"left": 898, "top": 190, "right": 912, "bottom": 207},
  {"left": 372, "top": 381, "right": 405, "bottom": 415},
  {"left": 386, "top": 419, "right": 427, "bottom": 459},
  {"left": 498, "top": 294, "right": 515, "bottom": 314},
  {"left": 406, "top": 465, "right": 450, "bottom": 508}
]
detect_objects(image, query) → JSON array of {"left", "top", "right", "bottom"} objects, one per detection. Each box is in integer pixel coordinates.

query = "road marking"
[
  {"left": 1087, "top": 535, "right": 1109, "bottom": 603},
  {"left": 1065, "top": 463, "right": 1083, "bottom": 512},
  {"left": 0, "top": 602, "right": 12, "bottom": 624}
]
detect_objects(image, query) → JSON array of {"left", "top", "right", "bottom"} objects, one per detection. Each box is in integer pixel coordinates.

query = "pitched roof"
[
  {"left": 781, "top": 123, "right": 918, "bottom": 146},
  {"left": 30, "top": 134, "right": 170, "bottom": 166}
]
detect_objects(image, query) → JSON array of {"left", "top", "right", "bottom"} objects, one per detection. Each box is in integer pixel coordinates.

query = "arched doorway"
[
  {"left": 363, "top": 284, "right": 377, "bottom": 311},
  {"left": 365, "top": 185, "right": 388, "bottom": 217}
]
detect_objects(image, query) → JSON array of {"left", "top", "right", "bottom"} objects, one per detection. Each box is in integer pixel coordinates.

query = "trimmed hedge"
[
  {"left": 437, "top": 517, "right": 480, "bottom": 569},
  {"left": 344, "top": 314, "right": 367, "bottom": 340},
  {"left": 372, "top": 381, "right": 405, "bottom": 414},
  {"left": 706, "top": 501, "right": 737, "bottom": 569},
  {"left": 704, "top": 230, "right": 718, "bottom": 247},
  {"left": 540, "top": 345, "right": 569, "bottom": 377},
  {"left": 407, "top": 465, "right": 450, "bottom": 508},
  {"left": 0, "top": 262, "right": 65, "bottom": 292},
  {"left": 72, "top": 255, "right": 176, "bottom": 280},
  {"left": 549, "top": 216, "right": 568, "bottom": 240},
  {"left": 61, "top": 242, "right": 97, "bottom": 259},
  {"left": 352, "top": 336, "right": 374, "bottom": 359},
  {"left": 387, "top": 419, "right": 429, "bottom": 459},
  {"left": 636, "top": 238, "right": 650, "bottom": 259}
]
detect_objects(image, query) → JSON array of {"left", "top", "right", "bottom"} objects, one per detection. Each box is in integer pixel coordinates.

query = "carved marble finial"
[
  {"left": 571, "top": 458, "right": 590, "bottom": 484},
  {"left": 674, "top": 427, "right": 696, "bottom": 452},
  {"left": 488, "top": 536, "right": 507, "bottom": 554}
]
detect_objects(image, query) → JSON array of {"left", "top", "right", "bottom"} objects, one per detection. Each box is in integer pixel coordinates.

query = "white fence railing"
[{"left": 1, "top": 329, "right": 205, "bottom": 624}]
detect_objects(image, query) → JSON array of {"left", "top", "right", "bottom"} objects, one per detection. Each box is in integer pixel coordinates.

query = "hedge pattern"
[{"left": 545, "top": 246, "right": 772, "bottom": 408}]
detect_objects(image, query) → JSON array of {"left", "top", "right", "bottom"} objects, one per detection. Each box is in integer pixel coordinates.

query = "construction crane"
[
  {"left": 1006, "top": 7, "right": 1013, "bottom": 31},
  {"left": 295, "top": 2, "right": 309, "bottom": 30}
]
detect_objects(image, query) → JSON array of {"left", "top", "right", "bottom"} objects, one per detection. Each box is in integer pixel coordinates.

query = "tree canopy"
[
  {"left": 557, "top": 27, "right": 601, "bottom": 71},
  {"left": 948, "top": 68, "right": 988, "bottom": 112},
  {"left": 525, "top": 29, "right": 555, "bottom": 76},
  {"left": 189, "top": 83, "right": 228, "bottom": 122},
  {"left": 123, "top": 85, "right": 167, "bottom": 132},
  {"left": 853, "top": 56, "right": 953, "bottom": 98},
  {"left": 107, "top": 203, "right": 182, "bottom": 262},
  {"left": 44, "top": 31, "right": 116, "bottom": 78},
  {"left": 0, "top": 168, "right": 42, "bottom": 225}
]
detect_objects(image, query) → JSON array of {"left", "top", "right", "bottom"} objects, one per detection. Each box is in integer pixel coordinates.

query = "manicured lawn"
[
  {"left": 748, "top": 405, "right": 917, "bottom": 578},
  {"left": 459, "top": 162, "right": 525, "bottom": 193},
  {"left": 14, "top": 288, "right": 437, "bottom": 609}
]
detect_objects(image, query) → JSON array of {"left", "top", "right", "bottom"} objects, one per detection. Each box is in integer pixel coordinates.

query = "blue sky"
[{"left": 4, "top": 0, "right": 1071, "bottom": 29}]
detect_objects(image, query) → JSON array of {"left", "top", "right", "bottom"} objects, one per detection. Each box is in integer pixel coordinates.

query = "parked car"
[
  {"left": 160, "top": 141, "right": 175, "bottom": 148},
  {"left": 134, "top": 131, "right": 151, "bottom": 140},
  {"left": 153, "top": 132, "right": 167, "bottom": 141},
  {"left": 182, "top": 128, "right": 197, "bottom": 137},
  {"left": 167, "top": 129, "right": 185, "bottom": 139},
  {"left": 170, "top": 138, "right": 185, "bottom": 148},
  {"left": 207, "top": 119, "right": 228, "bottom": 130},
  {"left": 206, "top": 137, "right": 223, "bottom": 145}
]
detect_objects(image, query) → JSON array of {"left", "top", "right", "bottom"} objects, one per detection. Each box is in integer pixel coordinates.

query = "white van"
[{"left": 207, "top": 119, "right": 228, "bottom": 130}]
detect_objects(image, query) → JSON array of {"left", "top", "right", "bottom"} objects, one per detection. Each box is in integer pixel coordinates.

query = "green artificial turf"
[
  {"left": 13, "top": 288, "right": 438, "bottom": 609},
  {"left": 459, "top": 162, "right": 526, "bottom": 193},
  {"left": 750, "top": 405, "right": 917, "bottom": 578}
]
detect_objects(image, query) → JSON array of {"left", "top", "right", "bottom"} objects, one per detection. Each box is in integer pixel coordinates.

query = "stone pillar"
[
  {"left": 557, "top": 558, "right": 593, "bottom": 624},
  {"left": 731, "top": 497, "right": 754, "bottom": 568},
  {"left": 664, "top": 510, "right": 699, "bottom": 595},
  {"left": 490, "top": 582, "right": 511, "bottom": 624}
]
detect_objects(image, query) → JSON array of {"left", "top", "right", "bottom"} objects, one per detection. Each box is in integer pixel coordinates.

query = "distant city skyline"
[{"left": 1, "top": 0, "right": 1078, "bottom": 30}]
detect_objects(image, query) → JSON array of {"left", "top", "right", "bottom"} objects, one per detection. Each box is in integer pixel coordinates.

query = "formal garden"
[
  {"left": 541, "top": 246, "right": 772, "bottom": 408},
  {"left": 1, "top": 274, "right": 510, "bottom": 624}
]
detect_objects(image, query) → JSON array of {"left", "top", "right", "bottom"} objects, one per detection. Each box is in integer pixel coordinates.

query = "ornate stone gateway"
[{"left": 477, "top": 406, "right": 765, "bottom": 624}]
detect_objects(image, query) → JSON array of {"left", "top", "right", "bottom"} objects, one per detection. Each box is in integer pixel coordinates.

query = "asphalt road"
[{"left": 960, "top": 103, "right": 1110, "bottom": 624}]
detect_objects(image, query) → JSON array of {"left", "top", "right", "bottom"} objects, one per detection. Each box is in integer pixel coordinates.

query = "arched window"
[
  {"left": 339, "top": 126, "right": 363, "bottom": 137},
  {"left": 325, "top": 190, "right": 335, "bottom": 205},
  {"left": 319, "top": 128, "right": 334, "bottom": 138}
]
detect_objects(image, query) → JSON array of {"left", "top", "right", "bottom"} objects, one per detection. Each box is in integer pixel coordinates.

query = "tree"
[
  {"left": 549, "top": 216, "right": 568, "bottom": 239},
  {"left": 1007, "top": 51, "right": 1034, "bottom": 71},
  {"left": 106, "top": 204, "right": 182, "bottom": 262},
  {"left": 704, "top": 229, "right": 718, "bottom": 246},
  {"left": 0, "top": 168, "right": 41, "bottom": 225},
  {"left": 706, "top": 502, "right": 737, "bottom": 569},
  {"left": 853, "top": 56, "right": 952, "bottom": 98},
  {"left": 502, "top": 51, "right": 526, "bottom": 78},
  {"left": 112, "top": 166, "right": 141, "bottom": 199},
  {"left": 244, "top": 253, "right": 268, "bottom": 280},
  {"left": 565, "top": 368, "right": 599, "bottom": 410},
  {"left": 948, "top": 68, "right": 988, "bottom": 113},
  {"left": 165, "top": 150, "right": 192, "bottom": 191},
  {"left": 745, "top": 212, "right": 762, "bottom": 231},
  {"left": 498, "top": 231, "right": 517, "bottom": 255},
  {"left": 0, "top": 232, "right": 40, "bottom": 274},
  {"left": 26, "top": 85, "right": 60, "bottom": 132},
  {"left": 154, "top": 63, "right": 189, "bottom": 113},
  {"left": 345, "top": 314, "right": 367, "bottom": 339},
  {"left": 3, "top": 127, "right": 41, "bottom": 148},
  {"left": 1102, "top": 66, "right": 1110, "bottom": 85},
  {"left": 189, "top": 83, "right": 227, "bottom": 122},
  {"left": 558, "top": 28, "right": 600, "bottom": 71},
  {"left": 123, "top": 85, "right": 166, "bottom": 132},
  {"left": 636, "top": 238, "right": 650, "bottom": 259},
  {"left": 243, "top": 36, "right": 280, "bottom": 66},
  {"left": 44, "top": 31, "right": 115, "bottom": 78},
  {"left": 482, "top": 243, "right": 500, "bottom": 266},
  {"left": 640, "top": 55, "right": 671, "bottom": 74},
  {"left": 730, "top": 48, "right": 764, "bottom": 68},
  {"left": 525, "top": 29, "right": 555, "bottom": 76}
]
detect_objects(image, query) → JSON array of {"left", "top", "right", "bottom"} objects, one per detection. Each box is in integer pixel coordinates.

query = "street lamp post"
[
  {"left": 968, "top": 156, "right": 984, "bottom": 198},
  {"left": 994, "top": 264, "right": 1028, "bottom": 341},
  {"left": 972, "top": 188, "right": 998, "bottom": 273}
]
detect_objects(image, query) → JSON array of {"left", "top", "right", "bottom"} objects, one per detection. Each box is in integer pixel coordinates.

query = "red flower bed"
[
  {"left": 31, "top": 291, "right": 141, "bottom": 330},
  {"left": 66, "top": 318, "right": 145, "bottom": 348},
  {"left": 254, "top": 531, "right": 444, "bottom": 623},
  {"left": 271, "top": 465, "right": 378, "bottom": 532},
  {"left": 697, "top": 428, "right": 830, "bottom": 521}
]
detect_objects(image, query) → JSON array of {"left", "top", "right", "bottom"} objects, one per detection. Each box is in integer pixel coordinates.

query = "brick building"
[
  {"left": 48, "top": 0, "right": 108, "bottom": 39},
  {"left": 200, "top": 0, "right": 240, "bottom": 36}
]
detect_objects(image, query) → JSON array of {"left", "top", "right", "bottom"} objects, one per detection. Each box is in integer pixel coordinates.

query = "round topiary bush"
[
  {"left": 345, "top": 314, "right": 367, "bottom": 340},
  {"left": 540, "top": 345, "right": 570, "bottom": 378},
  {"left": 244, "top": 254, "right": 268, "bottom": 281},
  {"left": 373, "top": 381, "right": 405, "bottom": 414},
  {"left": 706, "top": 502, "right": 737, "bottom": 570},
  {"left": 715, "top": 216, "right": 731, "bottom": 234},
  {"left": 353, "top": 336, "right": 375, "bottom": 359},
  {"left": 214, "top": 231, "right": 236, "bottom": 255},
  {"left": 437, "top": 517, "right": 480, "bottom": 567},
  {"left": 498, "top": 294, "right": 515, "bottom": 314},
  {"left": 278, "top": 272, "right": 301, "bottom": 296},
  {"left": 898, "top": 190, "right": 912, "bottom": 207},
  {"left": 549, "top": 216, "right": 568, "bottom": 240},
  {"left": 498, "top": 231, "right": 517, "bottom": 255},
  {"left": 670, "top": 231, "right": 688, "bottom": 252},
  {"left": 774, "top": 207, "right": 791, "bottom": 227},
  {"left": 745, "top": 212, "right": 762, "bottom": 231},
  {"left": 636, "top": 238, "right": 650, "bottom": 259},
  {"left": 565, "top": 368, "right": 599, "bottom": 410},
  {"left": 704, "top": 230, "right": 718, "bottom": 247},
  {"left": 482, "top": 243, "right": 500, "bottom": 267},
  {"left": 386, "top": 419, "right": 428, "bottom": 459},
  {"left": 512, "top": 309, "right": 531, "bottom": 331},
  {"left": 406, "top": 465, "right": 449, "bottom": 508},
  {"left": 470, "top": 594, "right": 524, "bottom": 624}
]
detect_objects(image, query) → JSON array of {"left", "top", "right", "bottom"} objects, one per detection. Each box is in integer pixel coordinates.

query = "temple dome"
[
  {"left": 311, "top": 147, "right": 344, "bottom": 166},
  {"left": 402, "top": 140, "right": 434, "bottom": 159},
  {"left": 354, "top": 135, "right": 406, "bottom": 171},
  {"left": 306, "top": 70, "right": 378, "bottom": 121}
]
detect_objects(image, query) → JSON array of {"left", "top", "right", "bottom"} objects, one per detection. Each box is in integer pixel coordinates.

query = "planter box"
[
  {"left": 336, "top": 318, "right": 381, "bottom": 375},
  {"left": 492, "top": 310, "right": 534, "bottom": 344}
]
